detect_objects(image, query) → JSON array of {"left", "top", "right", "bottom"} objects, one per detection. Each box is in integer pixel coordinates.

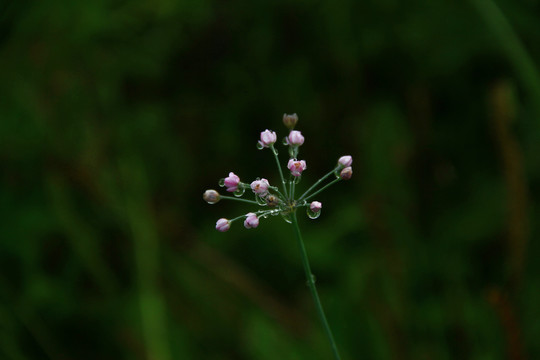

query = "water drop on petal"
[
  {"left": 218, "top": 178, "right": 225, "bottom": 187},
  {"left": 256, "top": 142, "right": 264, "bottom": 150}
]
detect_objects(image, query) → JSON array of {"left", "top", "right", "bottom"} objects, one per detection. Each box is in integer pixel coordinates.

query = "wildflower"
[
  {"left": 338, "top": 155, "right": 352, "bottom": 168},
  {"left": 283, "top": 113, "right": 298, "bottom": 129},
  {"left": 310, "top": 201, "right": 322, "bottom": 213},
  {"left": 287, "top": 130, "right": 304, "bottom": 146},
  {"left": 216, "top": 218, "right": 231, "bottom": 232},
  {"left": 340, "top": 166, "right": 353, "bottom": 180},
  {"left": 251, "top": 178, "right": 270, "bottom": 196},
  {"left": 203, "top": 189, "right": 220, "bottom": 204},
  {"left": 224, "top": 172, "right": 240, "bottom": 192},
  {"left": 258, "top": 129, "right": 277, "bottom": 148},
  {"left": 244, "top": 213, "right": 259, "bottom": 229},
  {"left": 288, "top": 159, "right": 307, "bottom": 177}
]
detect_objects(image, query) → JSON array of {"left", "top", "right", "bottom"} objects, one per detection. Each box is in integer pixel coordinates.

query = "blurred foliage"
[{"left": 1, "top": 0, "right": 540, "bottom": 359}]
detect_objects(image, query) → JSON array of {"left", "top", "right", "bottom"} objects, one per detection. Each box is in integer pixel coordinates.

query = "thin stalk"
[
  {"left": 220, "top": 195, "right": 259, "bottom": 205},
  {"left": 271, "top": 145, "right": 288, "bottom": 198},
  {"left": 472, "top": 0, "right": 540, "bottom": 117},
  {"left": 299, "top": 167, "right": 339, "bottom": 201},
  {"left": 303, "top": 178, "right": 341, "bottom": 202},
  {"left": 290, "top": 212, "right": 341, "bottom": 360}
]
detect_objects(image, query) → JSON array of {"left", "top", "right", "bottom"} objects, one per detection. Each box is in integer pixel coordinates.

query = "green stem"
[
  {"left": 299, "top": 167, "right": 339, "bottom": 201},
  {"left": 303, "top": 178, "right": 341, "bottom": 202},
  {"left": 471, "top": 0, "right": 540, "bottom": 117},
  {"left": 220, "top": 195, "right": 259, "bottom": 205},
  {"left": 290, "top": 212, "right": 342, "bottom": 360},
  {"left": 271, "top": 145, "right": 289, "bottom": 198}
]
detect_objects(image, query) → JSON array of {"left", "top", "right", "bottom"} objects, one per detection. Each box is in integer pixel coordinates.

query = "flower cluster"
[{"left": 203, "top": 113, "right": 353, "bottom": 232}]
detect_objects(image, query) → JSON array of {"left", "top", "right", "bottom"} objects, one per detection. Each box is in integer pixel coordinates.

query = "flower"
[
  {"left": 340, "top": 166, "right": 352, "bottom": 180},
  {"left": 258, "top": 129, "right": 277, "bottom": 148},
  {"left": 283, "top": 113, "right": 298, "bottom": 129},
  {"left": 216, "top": 218, "right": 231, "bottom": 232},
  {"left": 203, "top": 189, "right": 220, "bottom": 204},
  {"left": 224, "top": 172, "right": 241, "bottom": 192},
  {"left": 338, "top": 155, "right": 352, "bottom": 168},
  {"left": 288, "top": 159, "right": 307, "bottom": 177},
  {"left": 287, "top": 130, "right": 304, "bottom": 146},
  {"left": 310, "top": 201, "right": 322, "bottom": 213},
  {"left": 244, "top": 213, "right": 259, "bottom": 229},
  {"left": 251, "top": 178, "right": 270, "bottom": 196}
]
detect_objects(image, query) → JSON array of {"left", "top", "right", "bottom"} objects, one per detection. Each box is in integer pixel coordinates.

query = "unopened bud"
[
  {"left": 340, "top": 167, "right": 352, "bottom": 180},
  {"left": 283, "top": 113, "right": 298, "bottom": 129},
  {"left": 203, "top": 189, "right": 221, "bottom": 204}
]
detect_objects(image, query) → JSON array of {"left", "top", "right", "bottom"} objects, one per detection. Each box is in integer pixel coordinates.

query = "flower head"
[
  {"left": 203, "top": 189, "right": 220, "bottom": 204},
  {"left": 224, "top": 172, "right": 240, "bottom": 192},
  {"left": 244, "top": 213, "right": 259, "bottom": 229},
  {"left": 258, "top": 129, "right": 277, "bottom": 148},
  {"left": 283, "top": 113, "right": 298, "bottom": 129},
  {"left": 338, "top": 155, "right": 353, "bottom": 168},
  {"left": 287, "top": 130, "right": 304, "bottom": 146},
  {"left": 340, "top": 166, "right": 353, "bottom": 180},
  {"left": 310, "top": 201, "right": 322, "bottom": 213},
  {"left": 216, "top": 218, "right": 231, "bottom": 232},
  {"left": 288, "top": 159, "right": 307, "bottom": 177},
  {"left": 251, "top": 178, "right": 270, "bottom": 196}
]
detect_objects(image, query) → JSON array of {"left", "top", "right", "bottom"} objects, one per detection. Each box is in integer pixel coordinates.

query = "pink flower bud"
[
  {"left": 216, "top": 218, "right": 230, "bottom": 232},
  {"left": 250, "top": 178, "right": 270, "bottom": 196},
  {"left": 287, "top": 130, "right": 304, "bottom": 146},
  {"left": 258, "top": 129, "right": 277, "bottom": 148},
  {"left": 244, "top": 212, "right": 259, "bottom": 229},
  {"left": 338, "top": 155, "right": 353, "bottom": 168},
  {"left": 283, "top": 113, "right": 298, "bottom": 129},
  {"left": 287, "top": 159, "right": 307, "bottom": 177},
  {"left": 310, "top": 201, "right": 322, "bottom": 213},
  {"left": 224, "top": 172, "right": 240, "bottom": 192},
  {"left": 340, "top": 166, "right": 352, "bottom": 180}
]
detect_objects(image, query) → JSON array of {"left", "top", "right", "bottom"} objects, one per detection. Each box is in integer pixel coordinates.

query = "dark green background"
[{"left": 1, "top": 0, "right": 540, "bottom": 359}]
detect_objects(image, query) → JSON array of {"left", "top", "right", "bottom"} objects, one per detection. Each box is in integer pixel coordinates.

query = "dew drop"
[
  {"left": 281, "top": 212, "right": 292, "bottom": 224},
  {"left": 334, "top": 169, "right": 341, "bottom": 179},
  {"left": 272, "top": 146, "right": 279, "bottom": 155},
  {"left": 233, "top": 187, "right": 245, "bottom": 197},
  {"left": 307, "top": 207, "right": 321, "bottom": 219},
  {"left": 256, "top": 142, "right": 264, "bottom": 150},
  {"left": 218, "top": 178, "right": 225, "bottom": 187},
  {"left": 255, "top": 195, "right": 267, "bottom": 206},
  {"left": 282, "top": 137, "right": 288, "bottom": 145}
]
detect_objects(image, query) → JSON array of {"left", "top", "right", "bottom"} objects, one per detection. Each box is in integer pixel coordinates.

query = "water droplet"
[
  {"left": 304, "top": 274, "right": 317, "bottom": 286},
  {"left": 272, "top": 146, "right": 279, "bottom": 155},
  {"left": 218, "top": 178, "right": 225, "bottom": 187},
  {"left": 334, "top": 169, "right": 341, "bottom": 179},
  {"left": 282, "top": 137, "right": 288, "bottom": 145},
  {"left": 281, "top": 212, "right": 292, "bottom": 223},
  {"left": 307, "top": 207, "right": 321, "bottom": 219},
  {"left": 233, "top": 187, "right": 245, "bottom": 197},
  {"left": 256, "top": 142, "right": 264, "bottom": 150},
  {"left": 255, "top": 195, "right": 267, "bottom": 206}
]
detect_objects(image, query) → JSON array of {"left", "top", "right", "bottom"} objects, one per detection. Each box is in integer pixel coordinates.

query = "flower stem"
[
  {"left": 303, "top": 178, "right": 341, "bottom": 202},
  {"left": 299, "top": 167, "right": 339, "bottom": 201},
  {"left": 270, "top": 145, "right": 289, "bottom": 198},
  {"left": 220, "top": 195, "right": 259, "bottom": 205},
  {"left": 290, "top": 212, "right": 342, "bottom": 360}
]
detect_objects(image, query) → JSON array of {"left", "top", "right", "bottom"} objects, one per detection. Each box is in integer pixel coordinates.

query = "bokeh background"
[{"left": 1, "top": 0, "right": 540, "bottom": 359}]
